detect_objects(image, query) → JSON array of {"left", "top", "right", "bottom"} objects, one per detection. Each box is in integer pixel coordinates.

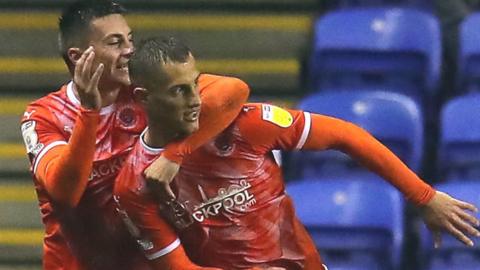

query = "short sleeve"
[
  {"left": 237, "top": 103, "right": 311, "bottom": 153},
  {"left": 20, "top": 103, "right": 68, "bottom": 173}
]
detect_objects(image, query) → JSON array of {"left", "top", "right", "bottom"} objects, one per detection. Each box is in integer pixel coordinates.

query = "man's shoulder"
[
  {"left": 27, "top": 84, "right": 69, "bottom": 108},
  {"left": 21, "top": 84, "right": 71, "bottom": 122}
]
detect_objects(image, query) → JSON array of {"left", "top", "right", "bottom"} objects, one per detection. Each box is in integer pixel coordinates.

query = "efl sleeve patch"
[
  {"left": 21, "top": 121, "right": 43, "bottom": 156},
  {"left": 261, "top": 104, "right": 293, "bottom": 128}
]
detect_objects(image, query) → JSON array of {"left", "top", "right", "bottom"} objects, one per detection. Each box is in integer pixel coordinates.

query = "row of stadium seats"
[
  {"left": 287, "top": 178, "right": 480, "bottom": 270},
  {"left": 287, "top": 91, "right": 480, "bottom": 183},
  {"left": 307, "top": 7, "right": 480, "bottom": 115}
]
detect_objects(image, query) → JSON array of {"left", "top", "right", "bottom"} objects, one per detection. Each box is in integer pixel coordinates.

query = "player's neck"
[
  {"left": 144, "top": 123, "right": 178, "bottom": 149},
  {"left": 99, "top": 87, "right": 122, "bottom": 107}
]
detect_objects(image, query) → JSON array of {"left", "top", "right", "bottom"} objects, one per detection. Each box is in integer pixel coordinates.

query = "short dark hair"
[
  {"left": 58, "top": 0, "right": 126, "bottom": 69},
  {"left": 129, "top": 36, "right": 192, "bottom": 89}
]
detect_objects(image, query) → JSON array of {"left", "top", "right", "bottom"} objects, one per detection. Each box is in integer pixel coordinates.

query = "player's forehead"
[
  {"left": 88, "top": 14, "right": 131, "bottom": 41},
  {"left": 163, "top": 55, "right": 199, "bottom": 86}
]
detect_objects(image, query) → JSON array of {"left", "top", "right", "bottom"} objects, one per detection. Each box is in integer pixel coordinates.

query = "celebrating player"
[
  {"left": 114, "top": 36, "right": 480, "bottom": 270},
  {"left": 20, "top": 0, "right": 249, "bottom": 269}
]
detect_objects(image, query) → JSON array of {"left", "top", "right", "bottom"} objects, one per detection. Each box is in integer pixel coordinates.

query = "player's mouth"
[
  {"left": 184, "top": 109, "right": 200, "bottom": 122},
  {"left": 117, "top": 63, "right": 129, "bottom": 73}
]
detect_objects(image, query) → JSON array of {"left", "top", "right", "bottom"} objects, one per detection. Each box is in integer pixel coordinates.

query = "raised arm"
[{"left": 32, "top": 47, "right": 104, "bottom": 207}]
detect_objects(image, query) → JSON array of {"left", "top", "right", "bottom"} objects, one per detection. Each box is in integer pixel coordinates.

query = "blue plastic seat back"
[
  {"left": 290, "top": 91, "right": 423, "bottom": 179},
  {"left": 310, "top": 8, "right": 441, "bottom": 102},
  {"left": 459, "top": 13, "right": 480, "bottom": 92},
  {"left": 420, "top": 181, "right": 480, "bottom": 269},
  {"left": 287, "top": 176, "right": 404, "bottom": 269},
  {"left": 439, "top": 94, "right": 480, "bottom": 180}
]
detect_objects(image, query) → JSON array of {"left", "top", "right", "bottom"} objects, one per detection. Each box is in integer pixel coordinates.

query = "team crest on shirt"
[
  {"left": 116, "top": 104, "right": 138, "bottom": 129},
  {"left": 212, "top": 126, "right": 236, "bottom": 156},
  {"left": 261, "top": 104, "right": 293, "bottom": 128}
]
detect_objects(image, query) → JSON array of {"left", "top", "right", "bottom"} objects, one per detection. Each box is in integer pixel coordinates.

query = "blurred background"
[{"left": 1, "top": 0, "right": 480, "bottom": 269}]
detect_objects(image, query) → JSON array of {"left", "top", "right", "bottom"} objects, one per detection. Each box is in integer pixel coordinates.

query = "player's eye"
[
  {"left": 107, "top": 38, "right": 122, "bottom": 46},
  {"left": 171, "top": 86, "right": 185, "bottom": 95}
]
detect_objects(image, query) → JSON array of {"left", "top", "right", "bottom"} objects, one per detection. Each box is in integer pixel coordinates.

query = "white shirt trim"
[
  {"left": 323, "top": 264, "right": 329, "bottom": 270},
  {"left": 33, "top": 141, "right": 68, "bottom": 174},
  {"left": 66, "top": 81, "right": 116, "bottom": 115},
  {"left": 140, "top": 128, "right": 164, "bottom": 154},
  {"left": 295, "top": 112, "right": 311, "bottom": 150},
  {"left": 66, "top": 81, "right": 80, "bottom": 105},
  {"left": 146, "top": 238, "right": 181, "bottom": 260}
]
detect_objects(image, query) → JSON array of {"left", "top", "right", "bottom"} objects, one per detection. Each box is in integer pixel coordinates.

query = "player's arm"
[
  {"left": 304, "top": 114, "right": 435, "bottom": 204},
  {"left": 144, "top": 75, "right": 250, "bottom": 198},
  {"left": 240, "top": 104, "right": 480, "bottom": 247},
  {"left": 238, "top": 103, "right": 434, "bottom": 202},
  {"left": 27, "top": 47, "right": 103, "bottom": 208},
  {"left": 303, "top": 114, "right": 480, "bottom": 247}
]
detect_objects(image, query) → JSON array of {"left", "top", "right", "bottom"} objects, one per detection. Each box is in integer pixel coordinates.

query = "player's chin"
[
  {"left": 113, "top": 71, "right": 131, "bottom": 86},
  {"left": 179, "top": 121, "right": 199, "bottom": 137}
]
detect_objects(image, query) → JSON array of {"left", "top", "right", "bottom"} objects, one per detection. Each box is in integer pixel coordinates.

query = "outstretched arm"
[
  {"left": 303, "top": 114, "right": 434, "bottom": 204},
  {"left": 303, "top": 114, "right": 480, "bottom": 247},
  {"left": 34, "top": 47, "right": 104, "bottom": 207},
  {"left": 144, "top": 76, "right": 249, "bottom": 199}
]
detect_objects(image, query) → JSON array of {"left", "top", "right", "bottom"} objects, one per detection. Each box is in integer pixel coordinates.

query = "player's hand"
[
  {"left": 144, "top": 155, "right": 179, "bottom": 200},
  {"left": 74, "top": 46, "right": 104, "bottom": 111},
  {"left": 420, "top": 191, "right": 480, "bottom": 248}
]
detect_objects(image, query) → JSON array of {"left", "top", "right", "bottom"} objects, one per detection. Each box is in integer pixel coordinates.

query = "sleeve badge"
[{"left": 261, "top": 104, "right": 293, "bottom": 128}]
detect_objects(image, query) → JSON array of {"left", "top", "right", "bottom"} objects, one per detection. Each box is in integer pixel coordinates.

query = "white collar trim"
[
  {"left": 140, "top": 128, "right": 164, "bottom": 154},
  {"left": 66, "top": 81, "right": 117, "bottom": 115}
]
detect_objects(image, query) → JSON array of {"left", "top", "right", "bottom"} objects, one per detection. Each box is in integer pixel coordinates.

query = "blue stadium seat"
[
  {"left": 335, "top": 0, "right": 432, "bottom": 10},
  {"left": 419, "top": 181, "right": 480, "bottom": 270},
  {"left": 289, "top": 91, "right": 423, "bottom": 180},
  {"left": 459, "top": 12, "right": 480, "bottom": 92},
  {"left": 438, "top": 93, "right": 480, "bottom": 181},
  {"left": 309, "top": 8, "right": 441, "bottom": 104},
  {"left": 287, "top": 177, "right": 404, "bottom": 270}
]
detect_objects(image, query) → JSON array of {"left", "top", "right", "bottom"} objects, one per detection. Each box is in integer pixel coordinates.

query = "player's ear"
[
  {"left": 67, "top": 47, "right": 83, "bottom": 65},
  {"left": 133, "top": 87, "right": 149, "bottom": 105}
]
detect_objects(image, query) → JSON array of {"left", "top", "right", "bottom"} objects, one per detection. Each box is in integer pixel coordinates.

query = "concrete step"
[
  {"left": 0, "top": 264, "right": 40, "bottom": 270},
  {"left": 0, "top": 182, "right": 43, "bottom": 263},
  {"left": 0, "top": 244, "right": 41, "bottom": 265}
]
